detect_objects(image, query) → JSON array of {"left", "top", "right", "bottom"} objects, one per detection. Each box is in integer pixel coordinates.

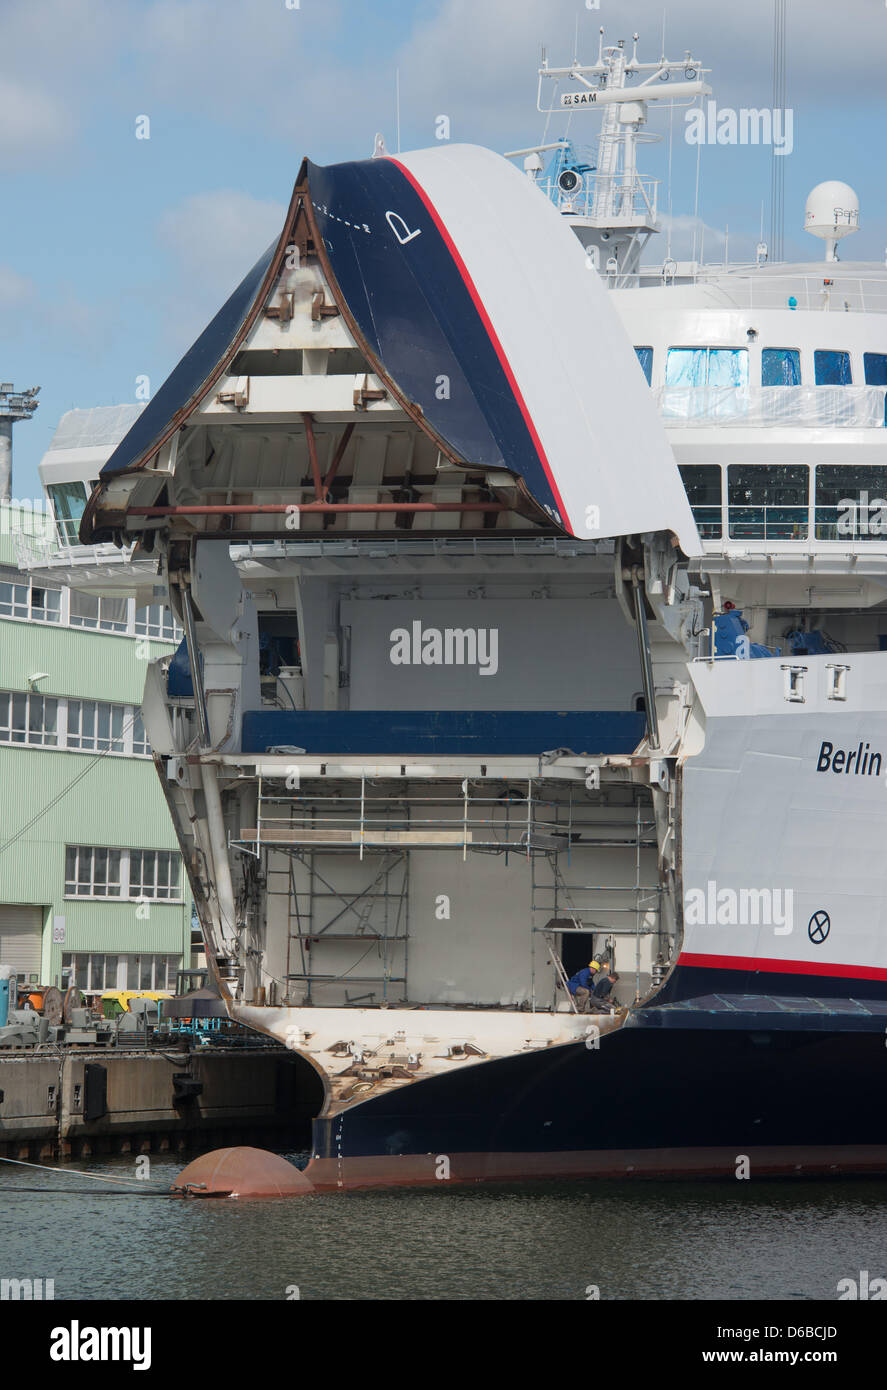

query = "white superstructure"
[{"left": 23, "top": 34, "right": 887, "bottom": 1184}]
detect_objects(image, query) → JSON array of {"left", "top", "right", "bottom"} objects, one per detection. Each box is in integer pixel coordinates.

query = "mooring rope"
[
  {"left": 0, "top": 1153, "right": 170, "bottom": 1191},
  {"left": 1, "top": 1185, "right": 178, "bottom": 1197}
]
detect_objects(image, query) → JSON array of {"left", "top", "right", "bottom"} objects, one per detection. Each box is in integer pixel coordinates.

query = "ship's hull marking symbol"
[{"left": 808, "top": 910, "right": 830, "bottom": 944}]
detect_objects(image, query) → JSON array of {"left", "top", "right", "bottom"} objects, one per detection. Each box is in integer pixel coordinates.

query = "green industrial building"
[{"left": 0, "top": 407, "right": 192, "bottom": 999}]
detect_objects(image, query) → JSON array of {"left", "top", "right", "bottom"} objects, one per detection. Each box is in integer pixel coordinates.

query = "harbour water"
[{"left": 2, "top": 1155, "right": 885, "bottom": 1301}]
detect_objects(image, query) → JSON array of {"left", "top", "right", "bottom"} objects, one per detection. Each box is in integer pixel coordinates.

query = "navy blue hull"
[{"left": 309, "top": 1010, "right": 887, "bottom": 1181}]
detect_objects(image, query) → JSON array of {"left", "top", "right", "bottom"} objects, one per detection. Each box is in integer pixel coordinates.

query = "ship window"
[
  {"left": 678, "top": 464, "right": 722, "bottom": 538},
  {"left": 665, "top": 347, "right": 748, "bottom": 387},
  {"left": 814, "top": 350, "right": 852, "bottom": 385},
  {"left": 708, "top": 349, "right": 748, "bottom": 387},
  {"left": 863, "top": 353, "right": 887, "bottom": 385},
  {"left": 634, "top": 346, "right": 653, "bottom": 384},
  {"left": 762, "top": 348, "right": 801, "bottom": 386},
  {"left": 815, "top": 465, "right": 887, "bottom": 540},
  {"left": 727, "top": 465, "right": 809, "bottom": 540},
  {"left": 46, "top": 481, "right": 88, "bottom": 547}
]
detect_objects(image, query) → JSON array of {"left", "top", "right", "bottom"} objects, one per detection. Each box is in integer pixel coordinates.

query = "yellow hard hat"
[{"left": 589, "top": 959, "right": 601, "bottom": 970}]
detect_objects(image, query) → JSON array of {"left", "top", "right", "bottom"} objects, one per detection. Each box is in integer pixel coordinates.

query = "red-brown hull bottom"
[{"left": 300, "top": 1144, "right": 887, "bottom": 1193}]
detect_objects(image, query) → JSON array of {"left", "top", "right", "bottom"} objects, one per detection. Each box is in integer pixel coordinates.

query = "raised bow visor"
[{"left": 81, "top": 143, "right": 699, "bottom": 554}]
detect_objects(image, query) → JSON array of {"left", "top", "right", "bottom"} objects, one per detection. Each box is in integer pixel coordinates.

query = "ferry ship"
[{"left": 47, "top": 33, "right": 887, "bottom": 1186}]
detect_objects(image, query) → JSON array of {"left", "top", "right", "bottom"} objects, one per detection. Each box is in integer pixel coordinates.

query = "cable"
[
  {"left": 0, "top": 1154, "right": 169, "bottom": 1190},
  {"left": 1, "top": 1186, "right": 177, "bottom": 1197},
  {"left": 0, "top": 710, "right": 140, "bottom": 858}
]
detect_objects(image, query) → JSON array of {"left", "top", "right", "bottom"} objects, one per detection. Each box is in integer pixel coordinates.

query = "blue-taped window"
[
  {"left": 762, "top": 348, "right": 801, "bottom": 386},
  {"left": 863, "top": 353, "right": 887, "bottom": 385},
  {"left": 814, "top": 350, "right": 852, "bottom": 385},
  {"left": 665, "top": 347, "right": 748, "bottom": 387},
  {"left": 634, "top": 346, "right": 653, "bottom": 384},
  {"left": 708, "top": 349, "right": 748, "bottom": 387}
]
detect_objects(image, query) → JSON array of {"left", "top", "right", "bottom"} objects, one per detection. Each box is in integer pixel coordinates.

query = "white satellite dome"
[{"left": 804, "top": 181, "right": 860, "bottom": 261}]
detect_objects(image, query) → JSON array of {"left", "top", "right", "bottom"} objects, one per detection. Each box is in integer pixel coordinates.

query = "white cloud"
[
  {"left": 0, "top": 266, "right": 36, "bottom": 309},
  {"left": 0, "top": 78, "right": 73, "bottom": 164},
  {"left": 157, "top": 190, "right": 285, "bottom": 288},
  {"left": 155, "top": 189, "right": 286, "bottom": 342},
  {"left": 1, "top": 0, "right": 886, "bottom": 171}
]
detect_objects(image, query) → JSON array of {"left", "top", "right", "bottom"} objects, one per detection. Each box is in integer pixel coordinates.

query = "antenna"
[
  {"left": 395, "top": 68, "right": 401, "bottom": 154},
  {"left": 0, "top": 383, "right": 39, "bottom": 503},
  {"left": 666, "top": 85, "right": 674, "bottom": 260},
  {"left": 805, "top": 182, "right": 860, "bottom": 262},
  {"left": 769, "top": 0, "right": 786, "bottom": 260}
]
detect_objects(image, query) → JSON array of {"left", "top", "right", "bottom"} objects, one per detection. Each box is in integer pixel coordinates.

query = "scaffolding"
[
  {"left": 235, "top": 773, "right": 664, "bottom": 1008},
  {"left": 530, "top": 797, "right": 661, "bottom": 1006}
]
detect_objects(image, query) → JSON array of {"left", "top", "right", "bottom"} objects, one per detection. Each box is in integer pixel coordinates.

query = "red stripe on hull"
[
  {"left": 677, "top": 952, "right": 887, "bottom": 983},
  {"left": 387, "top": 156, "right": 573, "bottom": 532}
]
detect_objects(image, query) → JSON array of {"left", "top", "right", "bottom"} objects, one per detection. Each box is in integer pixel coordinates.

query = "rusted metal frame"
[
  {"left": 301, "top": 413, "right": 324, "bottom": 500},
  {"left": 323, "top": 422, "right": 355, "bottom": 493},
  {"left": 130, "top": 502, "right": 507, "bottom": 516}
]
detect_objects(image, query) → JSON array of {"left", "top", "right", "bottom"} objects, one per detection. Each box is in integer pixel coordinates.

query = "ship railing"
[
  {"left": 12, "top": 528, "right": 137, "bottom": 570},
  {"left": 655, "top": 385, "right": 887, "bottom": 427},
  {"left": 690, "top": 501, "right": 887, "bottom": 546},
  {"left": 237, "top": 778, "right": 656, "bottom": 863},
  {"left": 677, "top": 270, "right": 887, "bottom": 313},
  {"left": 539, "top": 172, "right": 659, "bottom": 225}
]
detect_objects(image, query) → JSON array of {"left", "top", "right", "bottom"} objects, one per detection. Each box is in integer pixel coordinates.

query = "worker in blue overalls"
[{"left": 566, "top": 959, "right": 602, "bottom": 1013}]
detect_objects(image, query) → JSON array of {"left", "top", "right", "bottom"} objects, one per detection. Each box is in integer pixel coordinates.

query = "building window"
[
  {"left": 65, "top": 845, "right": 122, "bottom": 898},
  {"left": 814, "top": 350, "right": 852, "bottom": 385},
  {"left": 0, "top": 567, "right": 181, "bottom": 643},
  {"left": 129, "top": 850, "right": 181, "bottom": 901},
  {"left": 132, "top": 709, "right": 150, "bottom": 756},
  {"left": 0, "top": 693, "right": 149, "bottom": 757},
  {"left": 134, "top": 604, "right": 180, "bottom": 641},
  {"left": 67, "top": 699, "right": 126, "bottom": 752},
  {"left": 126, "top": 954, "right": 180, "bottom": 991},
  {"left": 634, "top": 346, "right": 653, "bottom": 384},
  {"left": 0, "top": 567, "right": 62, "bottom": 623},
  {"left": 62, "top": 952, "right": 180, "bottom": 992},
  {"left": 815, "top": 465, "right": 887, "bottom": 540},
  {"left": 0, "top": 691, "right": 58, "bottom": 746},
  {"left": 762, "top": 348, "right": 801, "bottom": 386},
  {"left": 65, "top": 845, "right": 182, "bottom": 902},
  {"left": 678, "top": 464, "right": 722, "bottom": 538},
  {"left": 727, "top": 465, "right": 809, "bottom": 540},
  {"left": 69, "top": 590, "right": 129, "bottom": 633}
]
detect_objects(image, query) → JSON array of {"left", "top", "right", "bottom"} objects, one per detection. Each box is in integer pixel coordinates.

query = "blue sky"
[{"left": 2, "top": 0, "right": 886, "bottom": 497}]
